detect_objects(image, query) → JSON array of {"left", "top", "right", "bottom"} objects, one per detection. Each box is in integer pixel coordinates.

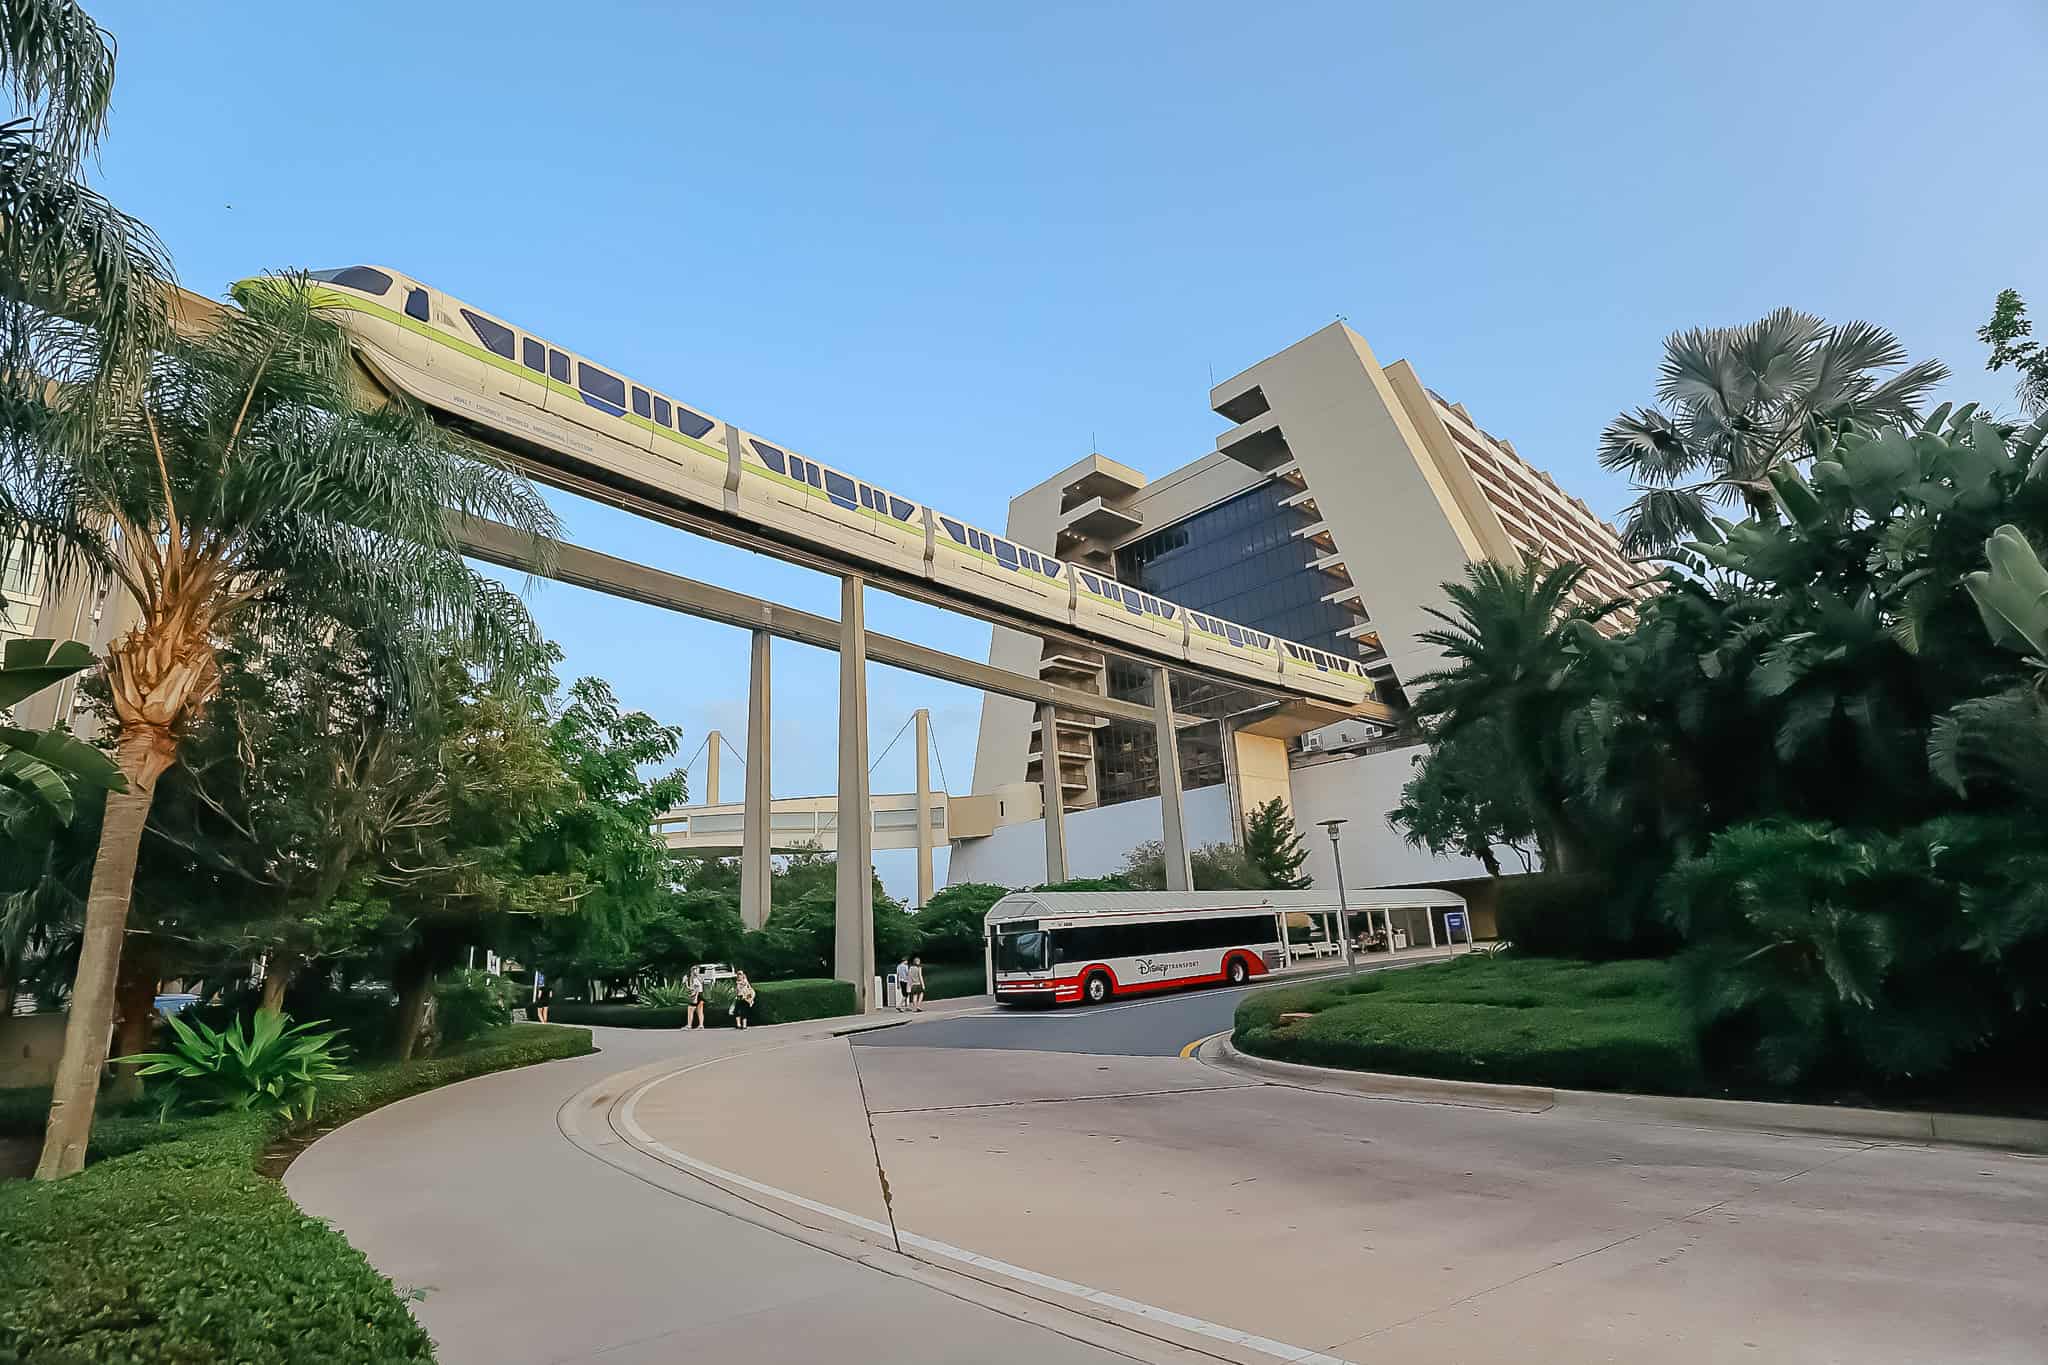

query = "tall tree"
[
  {"left": 370, "top": 648, "right": 571, "bottom": 1059},
  {"left": 1389, "top": 720, "right": 1537, "bottom": 877},
  {"left": 1242, "top": 797, "right": 1311, "bottom": 889},
  {"left": 1410, "top": 559, "right": 1624, "bottom": 870},
  {"left": 1979, "top": 289, "right": 2048, "bottom": 416},
  {"left": 1598, "top": 310, "right": 1946, "bottom": 552},
  {"left": 8, "top": 280, "right": 557, "bottom": 1178}
]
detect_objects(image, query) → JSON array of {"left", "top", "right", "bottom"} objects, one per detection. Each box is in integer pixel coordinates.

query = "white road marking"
[{"left": 616, "top": 1060, "right": 1359, "bottom": 1365}]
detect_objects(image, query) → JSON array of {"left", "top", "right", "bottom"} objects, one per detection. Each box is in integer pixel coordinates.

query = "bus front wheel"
[
  {"left": 1082, "top": 972, "right": 1112, "bottom": 1005},
  {"left": 1226, "top": 956, "right": 1249, "bottom": 986}
]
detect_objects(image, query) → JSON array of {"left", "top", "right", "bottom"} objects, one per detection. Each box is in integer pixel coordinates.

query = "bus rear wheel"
[
  {"left": 1226, "top": 956, "right": 1249, "bottom": 986},
  {"left": 1082, "top": 972, "right": 1112, "bottom": 1005}
]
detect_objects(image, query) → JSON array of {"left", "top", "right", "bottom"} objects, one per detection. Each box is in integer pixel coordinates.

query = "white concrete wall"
[
  {"left": 947, "top": 783, "right": 1234, "bottom": 887},
  {"left": 947, "top": 745, "right": 1496, "bottom": 892},
  {"left": 1287, "top": 745, "right": 1494, "bottom": 887}
]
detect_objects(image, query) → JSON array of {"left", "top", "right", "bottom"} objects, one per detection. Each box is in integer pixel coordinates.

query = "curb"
[
  {"left": 562, "top": 1036, "right": 1343, "bottom": 1364},
  {"left": 1199, "top": 1036, "right": 2048, "bottom": 1154}
]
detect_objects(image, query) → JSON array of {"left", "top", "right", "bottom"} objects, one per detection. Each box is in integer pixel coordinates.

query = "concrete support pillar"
[
  {"left": 1038, "top": 701, "right": 1068, "bottom": 885},
  {"left": 835, "top": 576, "right": 876, "bottom": 1008},
  {"left": 1152, "top": 664, "right": 1192, "bottom": 893},
  {"left": 705, "top": 729, "right": 722, "bottom": 805},
  {"left": 914, "top": 708, "right": 934, "bottom": 908},
  {"left": 740, "top": 632, "right": 772, "bottom": 931}
]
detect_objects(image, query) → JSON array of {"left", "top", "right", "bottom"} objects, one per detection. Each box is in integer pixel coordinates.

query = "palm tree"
[
  {"left": 1599, "top": 309, "right": 1947, "bottom": 554},
  {"left": 1410, "top": 559, "right": 1625, "bottom": 870},
  {"left": 0, "top": 1, "right": 172, "bottom": 407},
  {"left": 7, "top": 280, "right": 559, "bottom": 1178}
]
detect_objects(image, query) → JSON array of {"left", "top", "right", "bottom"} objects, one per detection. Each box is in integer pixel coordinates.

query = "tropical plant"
[
  {"left": 116, "top": 1007, "right": 350, "bottom": 1123},
  {"left": 1930, "top": 524, "right": 2048, "bottom": 807},
  {"left": 1599, "top": 310, "right": 1946, "bottom": 551},
  {"left": 0, "top": 637, "right": 121, "bottom": 828},
  {"left": 15, "top": 279, "right": 557, "bottom": 1178},
  {"left": 1409, "top": 559, "right": 1625, "bottom": 870},
  {"left": 636, "top": 978, "right": 696, "bottom": 1009},
  {"left": 1241, "top": 797, "right": 1311, "bottom": 888},
  {"left": 1660, "top": 815, "right": 2048, "bottom": 1089}
]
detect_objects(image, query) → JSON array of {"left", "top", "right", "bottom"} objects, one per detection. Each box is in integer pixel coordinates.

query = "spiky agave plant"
[{"left": 116, "top": 1007, "right": 350, "bottom": 1124}]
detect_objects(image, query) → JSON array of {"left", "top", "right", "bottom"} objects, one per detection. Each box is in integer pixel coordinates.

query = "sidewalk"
[{"left": 284, "top": 1009, "right": 1155, "bottom": 1365}]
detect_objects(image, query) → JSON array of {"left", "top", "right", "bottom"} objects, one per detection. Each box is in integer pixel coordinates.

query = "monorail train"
[{"left": 252, "top": 266, "right": 1376, "bottom": 709}]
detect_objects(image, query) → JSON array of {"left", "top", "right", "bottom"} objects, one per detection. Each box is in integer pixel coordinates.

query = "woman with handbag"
[{"left": 730, "top": 971, "right": 758, "bottom": 1029}]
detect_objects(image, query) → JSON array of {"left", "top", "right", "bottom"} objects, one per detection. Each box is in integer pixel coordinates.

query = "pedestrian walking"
[
  {"left": 908, "top": 956, "right": 927, "bottom": 1011},
  {"left": 534, "top": 979, "right": 553, "bottom": 1024},
  {"left": 685, "top": 970, "right": 706, "bottom": 1029},
  {"left": 893, "top": 957, "right": 912, "bottom": 1011},
  {"left": 731, "top": 970, "right": 757, "bottom": 1029}
]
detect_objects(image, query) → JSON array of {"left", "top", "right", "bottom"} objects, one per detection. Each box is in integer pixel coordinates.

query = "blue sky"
[{"left": 95, "top": 1, "right": 2047, "bottom": 899}]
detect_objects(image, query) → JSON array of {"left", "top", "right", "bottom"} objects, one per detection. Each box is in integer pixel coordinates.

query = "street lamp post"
[{"left": 1319, "top": 819, "right": 1354, "bottom": 972}]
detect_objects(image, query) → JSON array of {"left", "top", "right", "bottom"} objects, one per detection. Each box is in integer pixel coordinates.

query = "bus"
[{"left": 984, "top": 891, "right": 1294, "bottom": 1006}]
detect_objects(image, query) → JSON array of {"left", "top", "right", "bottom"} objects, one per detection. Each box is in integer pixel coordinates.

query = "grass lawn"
[
  {"left": 0, "top": 1022, "right": 593, "bottom": 1364},
  {"left": 1235, "top": 955, "right": 1704, "bottom": 1095}
]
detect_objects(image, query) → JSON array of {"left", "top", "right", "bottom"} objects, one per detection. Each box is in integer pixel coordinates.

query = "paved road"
[
  {"left": 287, "top": 1023, "right": 1147, "bottom": 1365},
  {"left": 858, "top": 958, "right": 1425, "bottom": 1057},
  {"left": 615, "top": 967, "right": 2047, "bottom": 1365}
]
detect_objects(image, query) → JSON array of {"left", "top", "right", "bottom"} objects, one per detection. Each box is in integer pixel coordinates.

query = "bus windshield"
[{"left": 993, "top": 929, "right": 1051, "bottom": 974}]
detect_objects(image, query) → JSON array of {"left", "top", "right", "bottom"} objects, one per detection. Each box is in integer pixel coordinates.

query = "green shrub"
[
  {"left": 117, "top": 1009, "right": 350, "bottom": 1122},
  {"left": 752, "top": 978, "right": 854, "bottom": 1024},
  {"left": 1495, "top": 873, "right": 1676, "bottom": 959},
  {"left": 1234, "top": 956, "right": 1703, "bottom": 1094},
  {"left": 921, "top": 962, "right": 987, "bottom": 1000},
  {"left": 0, "top": 1024, "right": 591, "bottom": 1364},
  {"left": 435, "top": 968, "right": 520, "bottom": 1043},
  {"left": 553, "top": 977, "right": 856, "bottom": 1028}
]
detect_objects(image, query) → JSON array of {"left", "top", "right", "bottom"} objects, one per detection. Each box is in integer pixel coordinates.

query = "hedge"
[
  {"left": 921, "top": 962, "right": 987, "bottom": 1001},
  {"left": 0, "top": 1023, "right": 592, "bottom": 1364},
  {"left": 1234, "top": 955, "right": 1703, "bottom": 1095},
  {"left": 552, "top": 977, "right": 856, "bottom": 1029}
]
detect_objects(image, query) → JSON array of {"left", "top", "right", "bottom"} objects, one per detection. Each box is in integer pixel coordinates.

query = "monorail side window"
[
  {"left": 461, "top": 309, "right": 515, "bottom": 359},
  {"left": 750, "top": 440, "right": 786, "bottom": 474},
  {"left": 994, "top": 540, "right": 1018, "bottom": 570},
  {"left": 653, "top": 396, "right": 671, "bottom": 426},
  {"left": 631, "top": 387, "right": 652, "bottom": 419},
  {"left": 858, "top": 486, "right": 875, "bottom": 510},
  {"left": 578, "top": 363, "right": 627, "bottom": 412},
  {"left": 404, "top": 288, "right": 430, "bottom": 322},
  {"left": 939, "top": 517, "right": 967, "bottom": 544},
  {"left": 522, "top": 338, "right": 545, "bottom": 373},
  {"left": 1225, "top": 624, "right": 1244, "bottom": 646},
  {"left": 548, "top": 349, "right": 570, "bottom": 382},
  {"left": 888, "top": 496, "right": 914, "bottom": 521},
  {"left": 823, "top": 470, "right": 857, "bottom": 506}
]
